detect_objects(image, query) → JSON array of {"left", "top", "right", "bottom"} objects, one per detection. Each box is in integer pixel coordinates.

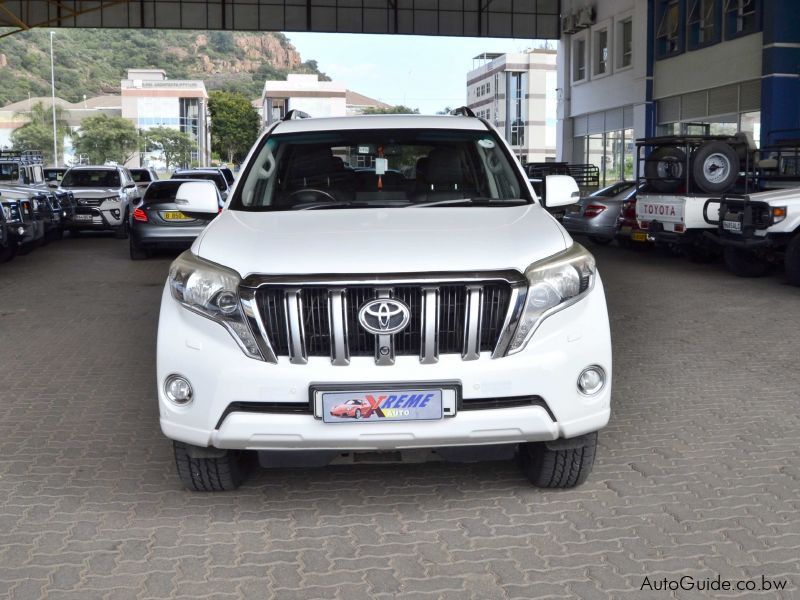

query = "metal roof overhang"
[{"left": 0, "top": 0, "right": 560, "bottom": 40}]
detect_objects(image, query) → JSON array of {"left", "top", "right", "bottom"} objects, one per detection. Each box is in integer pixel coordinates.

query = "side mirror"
[
  {"left": 543, "top": 175, "right": 580, "bottom": 208},
  {"left": 175, "top": 181, "right": 219, "bottom": 217}
]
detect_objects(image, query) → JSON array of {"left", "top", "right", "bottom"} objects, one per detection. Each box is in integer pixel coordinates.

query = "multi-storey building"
[
  {"left": 465, "top": 48, "right": 558, "bottom": 163},
  {"left": 121, "top": 69, "right": 210, "bottom": 168},
  {"left": 261, "top": 74, "right": 390, "bottom": 127},
  {"left": 557, "top": 0, "right": 799, "bottom": 186}
]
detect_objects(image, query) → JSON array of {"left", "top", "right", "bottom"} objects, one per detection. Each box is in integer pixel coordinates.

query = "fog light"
[
  {"left": 17, "top": 226, "right": 25, "bottom": 236},
  {"left": 577, "top": 366, "right": 605, "bottom": 396},
  {"left": 111, "top": 209, "right": 121, "bottom": 218},
  {"left": 164, "top": 374, "right": 193, "bottom": 405}
]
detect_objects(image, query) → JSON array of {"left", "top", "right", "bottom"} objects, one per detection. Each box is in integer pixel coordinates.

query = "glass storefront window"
[
  {"left": 739, "top": 111, "right": 760, "bottom": 148},
  {"left": 588, "top": 134, "right": 605, "bottom": 182},
  {"left": 623, "top": 129, "right": 635, "bottom": 181}
]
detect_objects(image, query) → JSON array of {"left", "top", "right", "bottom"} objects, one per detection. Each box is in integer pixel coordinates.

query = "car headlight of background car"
[
  {"left": 507, "top": 243, "right": 596, "bottom": 355},
  {"left": 168, "top": 251, "right": 263, "bottom": 359},
  {"left": 1, "top": 204, "right": 11, "bottom": 221}
]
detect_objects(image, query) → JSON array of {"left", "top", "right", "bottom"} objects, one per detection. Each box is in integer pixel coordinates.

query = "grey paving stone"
[{"left": 0, "top": 239, "right": 798, "bottom": 600}]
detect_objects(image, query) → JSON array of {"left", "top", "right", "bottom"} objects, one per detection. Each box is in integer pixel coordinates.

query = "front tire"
[
  {"left": 173, "top": 441, "right": 251, "bottom": 492},
  {"left": 355, "top": 409, "right": 362, "bottom": 419},
  {"left": 0, "top": 244, "right": 15, "bottom": 263},
  {"left": 588, "top": 235, "right": 613, "bottom": 246},
  {"left": 114, "top": 212, "right": 129, "bottom": 239},
  {"left": 129, "top": 238, "right": 148, "bottom": 260},
  {"left": 723, "top": 246, "right": 769, "bottom": 278},
  {"left": 785, "top": 234, "right": 800, "bottom": 286},
  {"left": 518, "top": 432, "right": 598, "bottom": 488}
]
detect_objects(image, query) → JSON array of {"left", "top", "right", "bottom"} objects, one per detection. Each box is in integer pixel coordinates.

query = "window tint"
[
  {"left": 0, "top": 163, "right": 19, "bottom": 181},
  {"left": 232, "top": 128, "right": 529, "bottom": 211},
  {"left": 130, "top": 169, "right": 153, "bottom": 183},
  {"left": 143, "top": 181, "right": 185, "bottom": 202},
  {"left": 172, "top": 171, "right": 226, "bottom": 192},
  {"left": 61, "top": 169, "right": 121, "bottom": 187}
]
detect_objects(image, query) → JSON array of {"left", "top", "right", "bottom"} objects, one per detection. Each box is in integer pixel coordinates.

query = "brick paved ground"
[{"left": 0, "top": 235, "right": 798, "bottom": 600}]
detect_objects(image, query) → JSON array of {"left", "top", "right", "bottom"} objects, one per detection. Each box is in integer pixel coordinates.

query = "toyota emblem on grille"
[{"left": 358, "top": 299, "right": 410, "bottom": 335}]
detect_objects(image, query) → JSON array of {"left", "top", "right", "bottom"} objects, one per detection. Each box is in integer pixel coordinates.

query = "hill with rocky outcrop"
[{"left": 0, "top": 28, "right": 326, "bottom": 105}]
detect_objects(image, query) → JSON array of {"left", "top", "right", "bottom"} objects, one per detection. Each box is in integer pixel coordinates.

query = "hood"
[
  {"left": 195, "top": 204, "right": 568, "bottom": 277},
  {"left": 66, "top": 188, "right": 121, "bottom": 199}
]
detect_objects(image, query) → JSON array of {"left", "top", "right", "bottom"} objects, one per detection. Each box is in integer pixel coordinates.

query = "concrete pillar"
[{"left": 761, "top": 0, "right": 800, "bottom": 146}]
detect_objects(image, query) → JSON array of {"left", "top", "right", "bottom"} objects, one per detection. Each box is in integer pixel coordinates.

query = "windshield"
[
  {"left": 130, "top": 169, "right": 152, "bottom": 183},
  {"left": 590, "top": 181, "right": 634, "bottom": 198},
  {"left": 0, "top": 163, "right": 20, "bottom": 181},
  {"left": 231, "top": 128, "right": 530, "bottom": 211},
  {"left": 62, "top": 169, "right": 121, "bottom": 188},
  {"left": 44, "top": 169, "right": 64, "bottom": 182},
  {"left": 143, "top": 181, "right": 185, "bottom": 202},
  {"left": 172, "top": 171, "right": 226, "bottom": 192}
]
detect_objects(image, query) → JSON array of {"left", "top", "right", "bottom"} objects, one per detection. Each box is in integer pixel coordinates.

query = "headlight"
[
  {"left": 1, "top": 204, "right": 10, "bottom": 221},
  {"left": 107, "top": 196, "right": 122, "bottom": 203},
  {"left": 772, "top": 206, "right": 787, "bottom": 224},
  {"left": 506, "top": 243, "right": 596, "bottom": 355},
  {"left": 168, "top": 251, "right": 263, "bottom": 360},
  {"left": 32, "top": 199, "right": 39, "bottom": 210}
]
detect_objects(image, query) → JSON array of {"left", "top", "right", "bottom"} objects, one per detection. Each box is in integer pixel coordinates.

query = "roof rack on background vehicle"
[
  {"left": 282, "top": 110, "right": 311, "bottom": 121},
  {"left": 449, "top": 106, "right": 476, "bottom": 117},
  {"left": 0, "top": 150, "right": 44, "bottom": 164}
]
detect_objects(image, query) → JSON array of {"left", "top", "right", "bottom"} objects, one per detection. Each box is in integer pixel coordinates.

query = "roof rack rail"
[
  {"left": 282, "top": 110, "right": 311, "bottom": 121},
  {"left": 0, "top": 149, "right": 45, "bottom": 164},
  {"left": 450, "top": 106, "right": 476, "bottom": 117}
]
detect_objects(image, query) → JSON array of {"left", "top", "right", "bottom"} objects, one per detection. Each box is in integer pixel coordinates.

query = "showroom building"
[{"left": 557, "top": 0, "right": 800, "bottom": 186}]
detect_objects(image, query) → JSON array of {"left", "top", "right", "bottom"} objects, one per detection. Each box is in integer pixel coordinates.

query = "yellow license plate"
[
  {"left": 631, "top": 232, "right": 648, "bottom": 242},
  {"left": 163, "top": 211, "right": 191, "bottom": 221}
]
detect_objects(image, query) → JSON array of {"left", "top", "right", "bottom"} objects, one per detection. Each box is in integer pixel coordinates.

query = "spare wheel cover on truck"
[
  {"left": 692, "top": 141, "right": 740, "bottom": 194},
  {"left": 645, "top": 146, "right": 687, "bottom": 193}
]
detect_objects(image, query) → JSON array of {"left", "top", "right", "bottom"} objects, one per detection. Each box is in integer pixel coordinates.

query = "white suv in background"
[
  {"left": 157, "top": 111, "right": 612, "bottom": 491},
  {"left": 60, "top": 165, "right": 139, "bottom": 237}
]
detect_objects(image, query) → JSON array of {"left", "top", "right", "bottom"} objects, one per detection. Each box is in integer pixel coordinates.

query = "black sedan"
[{"left": 129, "top": 179, "right": 221, "bottom": 260}]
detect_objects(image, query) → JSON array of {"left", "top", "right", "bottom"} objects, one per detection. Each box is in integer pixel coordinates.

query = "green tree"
[
  {"left": 145, "top": 126, "right": 194, "bottom": 171},
  {"left": 11, "top": 102, "right": 70, "bottom": 165},
  {"left": 363, "top": 105, "right": 420, "bottom": 115},
  {"left": 73, "top": 114, "right": 139, "bottom": 165},
  {"left": 208, "top": 90, "right": 259, "bottom": 164}
]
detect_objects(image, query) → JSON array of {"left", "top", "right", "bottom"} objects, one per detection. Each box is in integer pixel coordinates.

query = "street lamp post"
[{"left": 49, "top": 31, "right": 58, "bottom": 167}]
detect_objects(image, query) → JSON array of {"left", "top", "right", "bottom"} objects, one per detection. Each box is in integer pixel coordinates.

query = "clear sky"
[{"left": 284, "top": 33, "right": 553, "bottom": 115}]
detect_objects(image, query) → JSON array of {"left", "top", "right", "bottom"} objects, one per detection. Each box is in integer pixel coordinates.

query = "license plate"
[
  {"left": 162, "top": 211, "right": 191, "bottom": 221},
  {"left": 631, "top": 232, "right": 648, "bottom": 242},
  {"left": 320, "top": 388, "right": 443, "bottom": 423},
  {"left": 723, "top": 220, "right": 742, "bottom": 232},
  {"left": 74, "top": 214, "right": 93, "bottom": 221},
  {"left": 566, "top": 204, "right": 582, "bottom": 213}
]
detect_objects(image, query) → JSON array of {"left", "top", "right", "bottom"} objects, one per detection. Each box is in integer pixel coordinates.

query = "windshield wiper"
[
  {"left": 410, "top": 198, "right": 527, "bottom": 208},
  {"left": 292, "top": 201, "right": 409, "bottom": 211}
]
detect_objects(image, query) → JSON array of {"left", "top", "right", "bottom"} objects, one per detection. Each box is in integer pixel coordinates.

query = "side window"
[
  {"left": 32, "top": 165, "right": 44, "bottom": 183},
  {"left": 22, "top": 166, "right": 30, "bottom": 184}
]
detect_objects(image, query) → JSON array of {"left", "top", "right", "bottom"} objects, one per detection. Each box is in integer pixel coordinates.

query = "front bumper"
[
  {"left": 157, "top": 276, "right": 612, "bottom": 451},
  {"left": 8, "top": 222, "right": 35, "bottom": 245},
  {"left": 66, "top": 204, "right": 124, "bottom": 230}
]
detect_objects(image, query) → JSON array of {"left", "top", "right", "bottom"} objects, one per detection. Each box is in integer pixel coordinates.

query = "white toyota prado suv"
[{"left": 157, "top": 111, "right": 612, "bottom": 491}]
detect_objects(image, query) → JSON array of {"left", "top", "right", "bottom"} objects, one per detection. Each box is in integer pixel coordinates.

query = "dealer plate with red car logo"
[{"left": 318, "top": 388, "right": 445, "bottom": 423}]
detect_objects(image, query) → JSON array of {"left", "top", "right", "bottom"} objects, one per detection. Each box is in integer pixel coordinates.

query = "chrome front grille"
[
  {"left": 242, "top": 272, "right": 523, "bottom": 365},
  {"left": 76, "top": 198, "right": 103, "bottom": 207}
]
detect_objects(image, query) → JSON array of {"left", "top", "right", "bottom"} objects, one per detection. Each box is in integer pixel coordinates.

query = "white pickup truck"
[
  {"left": 703, "top": 189, "right": 800, "bottom": 285},
  {"left": 635, "top": 193, "right": 722, "bottom": 260}
]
